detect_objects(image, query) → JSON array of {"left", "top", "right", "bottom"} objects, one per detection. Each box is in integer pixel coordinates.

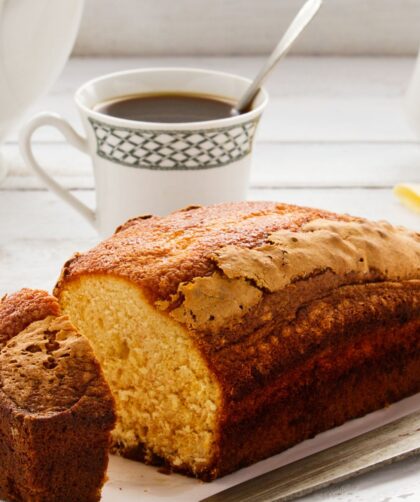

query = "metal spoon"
[{"left": 232, "top": 0, "right": 323, "bottom": 115}]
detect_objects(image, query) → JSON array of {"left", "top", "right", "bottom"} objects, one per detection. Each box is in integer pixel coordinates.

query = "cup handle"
[{"left": 19, "top": 112, "right": 96, "bottom": 227}]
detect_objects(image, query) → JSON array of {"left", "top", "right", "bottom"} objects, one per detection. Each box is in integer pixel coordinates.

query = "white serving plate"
[{"left": 102, "top": 392, "right": 420, "bottom": 501}]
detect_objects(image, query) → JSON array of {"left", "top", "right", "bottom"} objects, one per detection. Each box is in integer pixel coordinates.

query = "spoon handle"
[{"left": 234, "top": 0, "right": 322, "bottom": 114}]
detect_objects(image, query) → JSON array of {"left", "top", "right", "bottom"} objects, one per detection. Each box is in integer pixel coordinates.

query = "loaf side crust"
[{"left": 209, "top": 279, "right": 420, "bottom": 478}]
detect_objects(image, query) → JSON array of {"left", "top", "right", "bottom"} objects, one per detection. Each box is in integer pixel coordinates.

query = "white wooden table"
[{"left": 1, "top": 56, "right": 420, "bottom": 501}]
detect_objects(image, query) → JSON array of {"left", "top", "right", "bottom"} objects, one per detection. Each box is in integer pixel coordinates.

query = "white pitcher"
[{"left": 0, "top": 0, "right": 85, "bottom": 182}]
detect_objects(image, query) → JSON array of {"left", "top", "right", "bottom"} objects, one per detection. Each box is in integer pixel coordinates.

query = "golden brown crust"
[
  {"left": 0, "top": 315, "right": 113, "bottom": 416},
  {"left": 0, "top": 288, "right": 60, "bottom": 348},
  {"left": 54, "top": 202, "right": 419, "bottom": 319},
  {"left": 54, "top": 202, "right": 356, "bottom": 302},
  {"left": 0, "top": 289, "right": 116, "bottom": 501}
]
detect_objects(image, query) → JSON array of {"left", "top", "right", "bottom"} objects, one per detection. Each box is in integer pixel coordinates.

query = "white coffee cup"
[{"left": 19, "top": 68, "right": 268, "bottom": 237}]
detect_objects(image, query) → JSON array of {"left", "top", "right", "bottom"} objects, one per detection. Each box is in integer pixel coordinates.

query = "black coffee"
[{"left": 94, "top": 93, "right": 235, "bottom": 123}]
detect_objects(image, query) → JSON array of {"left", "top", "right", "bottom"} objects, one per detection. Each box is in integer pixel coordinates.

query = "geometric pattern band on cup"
[{"left": 88, "top": 117, "right": 260, "bottom": 170}]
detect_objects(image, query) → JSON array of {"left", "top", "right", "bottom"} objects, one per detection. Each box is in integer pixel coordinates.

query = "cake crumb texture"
[{"left": 59, "top": 275, "right": 221, "bottom": 478}]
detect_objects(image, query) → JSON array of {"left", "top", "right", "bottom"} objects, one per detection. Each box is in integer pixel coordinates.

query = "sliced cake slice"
[{"left": 0, "top": 289, "right": 116, "bottom": 502}]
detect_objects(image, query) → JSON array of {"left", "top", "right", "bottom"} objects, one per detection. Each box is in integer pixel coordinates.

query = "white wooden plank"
[
  {"left": 3, "top": 142, "right": 420, "bottom": 190},
  {"left": 259, "top": 97, "right": 415, "bottom": 142},
  {"left": 1, "top": 143, "right": 91, "bottom": 188},
  {"left": 73, "top": 0, "right": 420, "bottom": 57},
  {"left": 301, "top": 454, "right": 420, "bottom": 501},
  {"left": 252, "top": 142, "right": 420, "bottom": 187},
  {"left": 251, "top": 188, "right": 420, "bottom": 230},
  {"left": 0, "top": 237, "right": 97, "bottom": 295},
  {"left": 4, "top": 57, "right": 417, "bottom": 144},
  {"left": 0, "top": 191, "right": 97, "bottom": 294},
  {"left": 1, "top": 188, "right": 418, "bottom": 295},
  {"left": 0, "top": 190, "right": 96, "bottom": 241}
]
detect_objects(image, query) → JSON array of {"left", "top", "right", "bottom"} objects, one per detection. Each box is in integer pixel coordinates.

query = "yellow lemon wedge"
[{"left": 393, "top": 184, "right": 420, "bottom": 214}]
